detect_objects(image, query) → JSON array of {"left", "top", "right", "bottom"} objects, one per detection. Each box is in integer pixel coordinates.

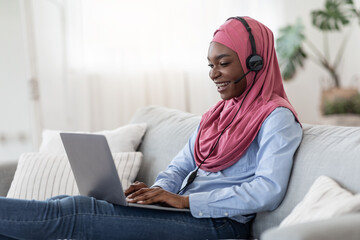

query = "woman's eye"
[{"left": 208, "top": 62, "right": 229, "bottom": 68}]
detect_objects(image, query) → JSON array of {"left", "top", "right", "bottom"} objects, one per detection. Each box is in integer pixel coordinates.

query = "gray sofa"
[{"left": 1, "top": 105, "right": 360, "bottom": 239}]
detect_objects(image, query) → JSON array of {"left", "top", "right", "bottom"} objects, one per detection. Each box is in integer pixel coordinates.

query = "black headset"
[
  {"left": 177, "top": 17, "right": 264, "bottom": 194},
  {"left": 227, "top": 16, "right": 264, "bottom": 72}
]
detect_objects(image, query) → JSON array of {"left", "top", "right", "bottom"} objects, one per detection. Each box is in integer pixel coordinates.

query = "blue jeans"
[{"left": 0, "top": 195, "right": 251, "bottom": 239}]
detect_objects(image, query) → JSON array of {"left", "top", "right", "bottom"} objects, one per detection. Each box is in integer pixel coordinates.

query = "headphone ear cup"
[{"left": 246, "top": 54, "right": 263, "bottom": 72}]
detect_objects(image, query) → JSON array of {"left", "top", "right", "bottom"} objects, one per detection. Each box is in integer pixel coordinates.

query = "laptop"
[{"left": 60, "top": 132, "right": 189, "bottom": 212}]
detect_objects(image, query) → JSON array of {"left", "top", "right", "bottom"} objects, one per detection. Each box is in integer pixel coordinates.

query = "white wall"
[
  {"left": 31, "top": 0, "right": 69, "bottom": 130},
  {"left": 0, "top": 0, "right": 33, "bottom": 160}
]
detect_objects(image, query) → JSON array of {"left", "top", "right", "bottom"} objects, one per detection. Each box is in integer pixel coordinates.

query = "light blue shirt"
[{"left": 152, "top": 107, "right": 303, "bottom": 223}]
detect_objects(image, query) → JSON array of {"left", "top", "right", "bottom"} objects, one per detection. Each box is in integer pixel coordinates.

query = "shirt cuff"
[
  {"left": 189, "top": 192, "right": 212, "bottom": 218},
  {"left": 189, "top": 192, "right": 240, "bottom": 219}
]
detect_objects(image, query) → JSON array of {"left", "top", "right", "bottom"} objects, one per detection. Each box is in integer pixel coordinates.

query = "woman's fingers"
[
  {"left": 124, "top": 181, "right": 148, "bottom": 196},
  {"left": 129, "top": 188, "right": 167, "bottom": 204},
  {"left": 127, "top": 188, "right": 189, "bottom": 209},
  {"left": 126, "top": 187, "right": 159, "bottom": 201}
]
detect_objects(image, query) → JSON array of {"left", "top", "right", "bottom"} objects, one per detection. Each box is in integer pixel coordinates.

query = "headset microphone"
[{"left": 233, "top": 70, "right": 251, "bottom": 84}]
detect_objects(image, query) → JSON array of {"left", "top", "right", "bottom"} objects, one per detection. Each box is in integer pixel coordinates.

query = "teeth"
[{"left": 216, "top": 82, "right": 230, "bottom": 87}]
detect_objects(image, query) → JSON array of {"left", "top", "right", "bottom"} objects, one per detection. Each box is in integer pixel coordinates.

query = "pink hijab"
[{"left": 194, "top": 17, "right": 300, "bottom": 172}]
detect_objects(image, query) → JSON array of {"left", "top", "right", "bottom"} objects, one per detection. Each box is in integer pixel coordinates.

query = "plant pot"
[{"left": 320, "top": 88, "right": 359, "bottom": 115}]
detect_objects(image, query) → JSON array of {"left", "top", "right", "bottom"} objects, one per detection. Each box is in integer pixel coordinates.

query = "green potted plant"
[{"left": 276, "top": 0, "right": 360, "bottom": 118}]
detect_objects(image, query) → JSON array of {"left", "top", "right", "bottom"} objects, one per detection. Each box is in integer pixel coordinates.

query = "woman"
[{"left": 0, "top": 17, "right": 302, "bottom": 239}]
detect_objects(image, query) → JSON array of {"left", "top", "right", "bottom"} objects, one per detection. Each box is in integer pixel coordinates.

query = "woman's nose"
[{"left": 209, "top": 68, "right": 221, "bottom": 80}]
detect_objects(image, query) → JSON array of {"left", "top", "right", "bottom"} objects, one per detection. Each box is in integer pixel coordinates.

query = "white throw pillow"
[
  {"left": 39, "top": 123, "right": 147, "bottom": 155},
  {"left": 7, "top": 152, "right": 142, "bottom": 200},
  {"left": 280, "top": 175, "right": 360, "bottom": 227}
]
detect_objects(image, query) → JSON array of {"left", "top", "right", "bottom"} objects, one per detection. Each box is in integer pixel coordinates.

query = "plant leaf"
[
  {"left": 276, "top": 19, "right": 307, "bottom": 80},
  {"left": 311, "top": 0, "right": 355, "bottom": 31},
  {"left": 351, "top": 2, "right": 360, "bottom": 24}
]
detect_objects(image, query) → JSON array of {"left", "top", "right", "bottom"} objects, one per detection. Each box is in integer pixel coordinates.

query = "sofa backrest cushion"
[
  {"left": 253, "top": 123, "right": 360, "bottom": 238},
  {"left": 129, "top": 105, "right": 201, "bottom": 186}
]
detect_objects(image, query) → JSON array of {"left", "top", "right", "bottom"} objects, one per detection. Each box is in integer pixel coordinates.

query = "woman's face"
[{"left": 207, "top": 42, "right": 247, "bottom": 100}]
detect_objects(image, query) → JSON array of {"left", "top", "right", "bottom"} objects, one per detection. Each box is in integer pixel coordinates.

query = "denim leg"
[
  {"left": 88, "top": 204, "right": 251, "bottom": 239},
  {"left": 0, "top": 196, "right": 251, "bottom": 240},
  {"left": 0, "top": 196, "right": 81, "bottom": 239}
]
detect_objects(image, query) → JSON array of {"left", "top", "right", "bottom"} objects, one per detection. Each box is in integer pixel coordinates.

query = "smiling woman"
[{"left": 0, "top": 16, "right": 302, "bottom": 239}]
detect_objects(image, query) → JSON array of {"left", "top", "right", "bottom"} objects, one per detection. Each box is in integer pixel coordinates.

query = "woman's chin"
[{"left": 219, "top": 91, "right": 235, "bottom": 100}]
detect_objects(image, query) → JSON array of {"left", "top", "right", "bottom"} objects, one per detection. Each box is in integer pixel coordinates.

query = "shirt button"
[
  {"left": 224, "top": 212, "right": 229, "bottom": 217},
  {"left": 199, "top": 212, "right": 203, "bottom": 216}
]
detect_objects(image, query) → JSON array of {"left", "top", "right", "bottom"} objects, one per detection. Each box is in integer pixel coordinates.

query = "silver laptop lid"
[{"left": 60, "top": 133, "right": 126, "bottom": 205}]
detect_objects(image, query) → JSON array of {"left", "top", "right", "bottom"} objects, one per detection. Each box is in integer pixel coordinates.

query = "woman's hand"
[
  {"left": 124, "top": 181, "right": 148, "bottom": 197},
  {"left": 126, "top": 186, "right": 190, "bottom": 209}
]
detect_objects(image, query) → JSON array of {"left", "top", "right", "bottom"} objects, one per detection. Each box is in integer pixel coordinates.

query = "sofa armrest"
[
  {"left": 261, "top": 213, "right": 360, "bottom": 240},
  {"left": 0, "top": 160, "right": 18, "bottom": 197}
]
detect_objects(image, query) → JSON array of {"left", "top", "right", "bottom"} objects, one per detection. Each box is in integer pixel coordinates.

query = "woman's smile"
[{"left": 214, "top": 81, "right": 231, "bottom": 92}]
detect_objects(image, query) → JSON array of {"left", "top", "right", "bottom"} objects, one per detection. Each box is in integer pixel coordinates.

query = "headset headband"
[{"left": 226, "top": 17, "right": 263, "bottom": 72}]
